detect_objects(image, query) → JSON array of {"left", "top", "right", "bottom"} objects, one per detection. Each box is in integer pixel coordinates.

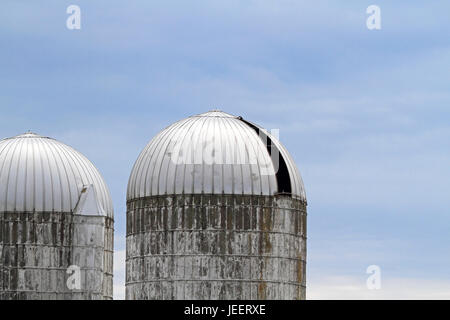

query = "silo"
[
  {"left": 0, "top": 132, "right": 114, "bottom": 300},
  {"left": 126, "top": 111, "right": 307, "bottom": 300}
]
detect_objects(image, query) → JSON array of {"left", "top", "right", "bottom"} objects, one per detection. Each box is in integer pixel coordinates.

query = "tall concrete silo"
[
  {"left": 126, "top": 111, "right": 307, "bottom": 300},
  {"left": 0, "top": 132, "right": 114, "bottom": 300}
]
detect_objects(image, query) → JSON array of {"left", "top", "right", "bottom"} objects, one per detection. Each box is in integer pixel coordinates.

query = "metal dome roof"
[
  {"left": 0, "top": 132, "right": 113, "bottom": 217},
  {"left": 127, "top": 111, "right": 306, "bottom": 201}
]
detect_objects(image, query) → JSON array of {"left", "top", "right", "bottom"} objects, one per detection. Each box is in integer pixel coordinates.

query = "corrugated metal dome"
[
  {"left": 0, "top": 132, "right": 113, "bottom": 217},
  {"left": 128, "top": 110, "right": 306, "bottom": 201}
]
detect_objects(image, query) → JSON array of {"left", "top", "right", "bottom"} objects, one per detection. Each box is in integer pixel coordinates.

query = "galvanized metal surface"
[
  {"left": 127, "top": 111, "right": 306, "bottom": 201},
  {"left": 0, "top": 133, "right": 113, "bottom": 217},
  {"left": 126, "top": 194, "right": 307, "bottom": 300}
]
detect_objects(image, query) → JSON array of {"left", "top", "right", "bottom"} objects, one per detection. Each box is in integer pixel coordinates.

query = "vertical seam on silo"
[
  {"left": 152, "top": 119, "right": 186, "bottom": 196},
  {"left": 49, "top": 139, "right": 75, "bottom": 212},
  {"left": 37, "top": 138, "right": 46, "bottom": 212},
  {"left": 191, "top": 116, "right": 208, "bottom": 194},
  {"left": 221, "top": 117, "right": 235, "bottom": 194},
  {"left": 235, "top": 120, "right": 260, "bottom": 195},
  {"left": 130, "top": 119, "right": 182, "bottom": 200},
  {"left": 171, "top": 118, "right": 196, "bottom": 195},
  {"left": 180, "top": 118, "right": 200, "bottom": 195},
  {"left": 211, "top": 116, "right": 219, "bottom": 194},
  {"left": 227, "top": 118, "right": 245, "bottom": 194},
  {"left": 39, "top": 138, "right": 56, "bottom": 212},
  {"left": 31, "top": 137, "right": 36, "bottom": 213},
  {"left": 129, "top": 138, "right": 153, "bottom": 200},
  {"left": 23, "top": 136, "right": 29, "bottom": 212},
  {"left": 43, "top": 138, "right": 64, "bottom": 212},
  {"left": 202, "top": 116, "right": 214, "bottom": 194},
  {"left": 230, "top": 118, "right": 247, "bottom": 194},
  {"left": 143, "top": 121, "right": 180, "bottom": 197},
  {"left": 152, "top": 124, "right": 177, "bottom": 196},
  {"left": 13, "top": 138, "right": 24, "bottom": 211},
  {"left": 215, "top": 116, "right": 225, "bottom": 194},
  {"left": 58, "top": 143, "right": 83, "bottom": 213},
  {"left": 158, "top": 119, "right": 190, "bottom": 195},
  {"left": 0, "top": 139, "right": 16, "bottom": 212},
  {"left": 136, "top": 135, "right": 159, "bottom": 198}
]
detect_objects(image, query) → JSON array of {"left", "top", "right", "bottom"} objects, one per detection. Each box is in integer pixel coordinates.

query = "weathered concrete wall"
[
  {"left": 0, "top": 212, "right": 113, "bottom": 300},
  {"left": 103, "top": 217, "right": 114, "bottom": 300},
  {"left": 126, "top": 194, "right": 307, "bottom": 300}
]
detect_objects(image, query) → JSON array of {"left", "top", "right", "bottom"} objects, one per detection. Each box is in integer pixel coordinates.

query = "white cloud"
[{"left": 308, "top": 276, "right": 450, "bottom": 300}]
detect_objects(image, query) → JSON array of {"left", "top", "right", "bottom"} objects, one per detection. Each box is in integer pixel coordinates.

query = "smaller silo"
[{"left": 0, "top": 132, "right": 114, "bottom": 300}]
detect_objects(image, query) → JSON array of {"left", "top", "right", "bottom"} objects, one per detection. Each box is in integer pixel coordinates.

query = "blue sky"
[{"left": 1, "top": 1, "right": 449, "bottom": 299}]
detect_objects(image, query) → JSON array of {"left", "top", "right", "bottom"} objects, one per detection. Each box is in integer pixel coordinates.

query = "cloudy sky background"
[{"left": 1, "top": 1, "right": 449, "bottom": 299}]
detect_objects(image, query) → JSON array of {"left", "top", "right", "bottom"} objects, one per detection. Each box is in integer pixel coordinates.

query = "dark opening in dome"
[{"left": 238, "top": 117, "right": 292, "bottom": 195}]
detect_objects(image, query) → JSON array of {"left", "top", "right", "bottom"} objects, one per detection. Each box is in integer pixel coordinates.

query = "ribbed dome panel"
[
  {"left": 0, "top": 133, "right": 113, "bottom": 217},
  {"left": 127, "top": 111, "right": 306, "bottom": 201}
]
